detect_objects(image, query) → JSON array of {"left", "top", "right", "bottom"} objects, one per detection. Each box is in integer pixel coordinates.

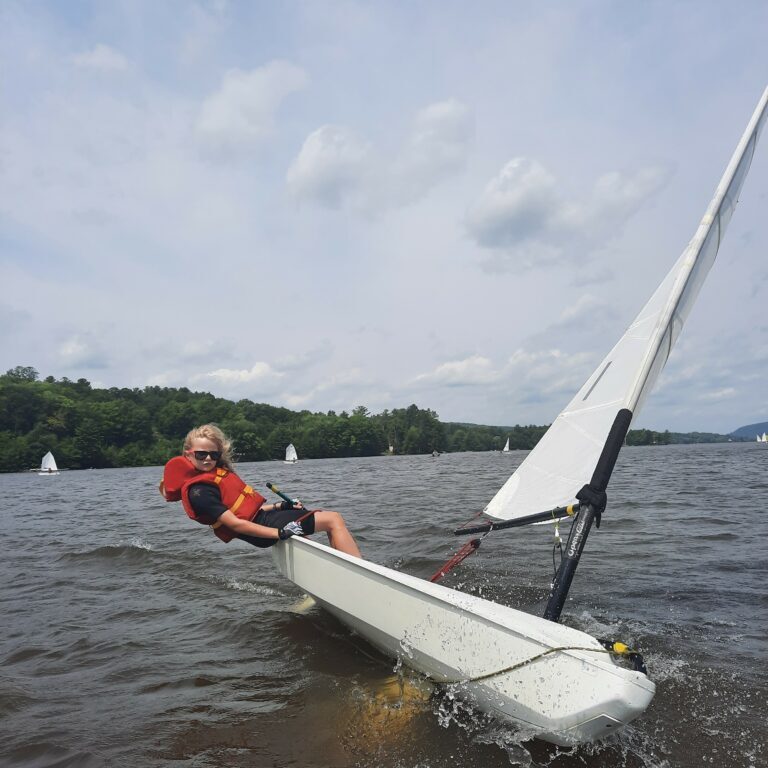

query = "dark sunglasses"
[{"left": 190, "top": 450, "right": 222, "bottom": 461}]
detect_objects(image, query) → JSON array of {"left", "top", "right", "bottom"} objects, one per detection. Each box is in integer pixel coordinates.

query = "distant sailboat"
[
  {"left": 38, "top": 452, "right": 59, "bottom": 475},
  {"left": 284, "top": 443, "right": 298, "bottom": 464},
  {"left": 502, "top": 437, "right": 510, "bottom": 453},
  {"left": 758, "top": 432, "right": 768, "bottom": 443}
]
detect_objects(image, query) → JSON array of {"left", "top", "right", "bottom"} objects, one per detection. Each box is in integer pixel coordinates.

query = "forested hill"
[
  {"left": 0, "top": 366, "right": 521, "bottom": 471},
  {"left": 730, "top": 421, "right": 768, "bottom": 440},
  {"left": 0, "top": 366, "right": 736, "bottom": 472}
]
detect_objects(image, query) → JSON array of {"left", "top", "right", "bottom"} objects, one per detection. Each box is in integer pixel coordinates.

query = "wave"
[
  {"left": 205, "top": 574, "right": 285, "bottom": 595},
  {"left": 2, "top": 742, "right": 107, "bottom": 768},
  {"left": 0, "top": 678, "right": 35, "bottom": 717},
  {"left": 58, "top": 541, "right": 156, "bottom": 564}
]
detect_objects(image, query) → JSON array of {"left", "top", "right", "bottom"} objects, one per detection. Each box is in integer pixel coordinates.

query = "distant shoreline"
[{"left": 1, "top": 367, "right": 763, "bottom": 473}]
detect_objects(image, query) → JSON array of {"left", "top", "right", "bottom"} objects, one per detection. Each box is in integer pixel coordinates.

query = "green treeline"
[
  {"left": 624, "top": 428, "right": 729, "bottom": 445},
  {"left": 443, "top": 422, "right": 547, "bottom": 452},
  {"left": 0, "top": 366, "right": 733, "bottom": 472},
  {"left": 625, "top": 429, "right": 672, "bottom": 446},
  {"left": 0, "top": 366, "right": 496, "bottom": 471}
]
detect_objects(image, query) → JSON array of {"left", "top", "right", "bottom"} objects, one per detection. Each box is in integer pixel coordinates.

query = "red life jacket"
[{"left": 160, "top": 456, "right": 266, "bottom": 543}]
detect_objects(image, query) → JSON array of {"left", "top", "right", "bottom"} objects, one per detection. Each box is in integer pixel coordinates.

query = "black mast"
[{"left": 543, "top": 408, "right": 633, "bottom": 622}]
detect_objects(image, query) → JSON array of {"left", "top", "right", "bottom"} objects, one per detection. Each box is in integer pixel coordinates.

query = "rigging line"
[
  {"left": 440, "top": 638, "right": 647, "bottom": 684},
  {"left": 431, "top": 511, "right": 491, "bottom": 583},
  {"left": 553, "top": 503, "right": 584, "bottom": 577},
  {"left": 454, "top": 508, "right": 487, "bottom": 531},
  {"left": 428, "top": 537, "right": 484, "bottom": 582},
  {"left": 551, "top": 515, "right": 563, "bottom": 582},
  {"left": 439, "top": 646, "right": 616, "bottom": 685}
]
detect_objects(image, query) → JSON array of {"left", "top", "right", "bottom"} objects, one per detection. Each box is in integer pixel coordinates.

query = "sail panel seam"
[{"left": 582, "top": 361, "right": 612, "bottom": 401}]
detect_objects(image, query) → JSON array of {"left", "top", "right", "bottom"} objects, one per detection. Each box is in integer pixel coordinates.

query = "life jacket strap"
[
  {"left": 207, "top": 471, "right": 229, "bottom": 528},
  {"left": 212, "top": 482, "right": 255, "bottom": 529},
  {"left": 230, "top": 485, "right": 254, "bottom": 513}
]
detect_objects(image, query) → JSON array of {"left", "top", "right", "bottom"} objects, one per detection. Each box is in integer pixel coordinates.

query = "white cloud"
[
  {"left": 72, "top": 44, "right": 130, "bottom": 72},
  {"left": 286, "top": 99, "right": 473, "bottom": 210},
  {"left": 390, "top": 99, "right": 474, "bottom": 202},
  {"left": 276, "top": 340, "right": 334, "bottom": 371},
  {"left": 557, "top": 166, "right": 671, "bottom": 232},
  {"left": 282, "top": 392, "right": 314, "bottom": 409},
  {"left": 466, "top": 157, "right": 670, "bottom": 269},
  {"left": 466, "top": 158, "right": 558, "bottom": 248},
  {"left": 0, "top": 304, "right": 31, "bottom": 328},
  {"left": 286, "top": 125, "right": 372, "bottom": 208},
  {"left": 195, "top": 362, "right": 283, "bottom": 385},
  {"left": 146, "top": 371, "right": 175, "bottom": 387},
  {"left": 1, "top": 56, "right": 266, "bottom": 263},
  {"left": 506, "top": 348, "right": 593, "bottom": 396},
  {"left": 281, "top": 368, "right": 368, "bottom": 409},
  {"left": 176, "top": 339, "right": 237, "bottom": 364},
  {"left": 403, "top": 345, "right": 597, "bottom": 426},
  {"left": 197, "top": 60, "right": 308, "bottom": 150},
  {"left": 57, "top": 335, "right": 109, "bottom": 369},
  {"left": 533, "top": 294, "right": 619, "bottom": 346},
  {"left": 558, "top": 294, "right": 603, "bottom": 323},
  {"left": 414, "top": 355, "right": 500, "bottom": 386},
  {"left": 178, "top": 1, "right": 231, "bottom": 67},
  {"left": 699, "top": 387, "right": 737, "bottom": 401},
  {"left": 507, "top": 348, "right": 572, "bottom": 368}
]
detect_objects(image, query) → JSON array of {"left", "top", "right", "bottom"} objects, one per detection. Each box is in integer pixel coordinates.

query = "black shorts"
[{"left": 236, "top": 507, "right": 316, "bottom": 549}]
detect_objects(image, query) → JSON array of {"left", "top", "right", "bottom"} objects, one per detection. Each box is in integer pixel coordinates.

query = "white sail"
[
  {"left": 486, "top": 88, "right": 768, "bottom": 522},
  {"left": 502, "top": 438, "right": 510, "bottom": 452},
  {"left": 763, "top": 432, "right": 767, "bottom": 443},
  {"left": 284, "top": 443, "right": 298, "bottom": 463},
  {"left": 39, "top": 451, "right": 59, "bottom": 474}
]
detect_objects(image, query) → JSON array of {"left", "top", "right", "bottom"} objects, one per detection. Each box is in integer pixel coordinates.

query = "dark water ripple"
[{"left": 1, "top": 444, "right": 767, "bottom": 767}]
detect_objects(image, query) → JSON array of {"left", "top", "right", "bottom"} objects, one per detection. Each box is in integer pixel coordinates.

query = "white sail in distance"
[
  {"left": 284, "top": 443, "right": 298, "bottom": 463},
  {"left": 486, "top": 87, "right": 768, "bottom": 522},
  {"left": 40, "top": 452, "right": 58, "bottom": 473}
]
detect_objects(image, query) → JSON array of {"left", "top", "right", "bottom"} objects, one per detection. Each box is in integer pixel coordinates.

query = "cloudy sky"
[{"left": 2, "top": 1, "right": 767, "bottom": 434}]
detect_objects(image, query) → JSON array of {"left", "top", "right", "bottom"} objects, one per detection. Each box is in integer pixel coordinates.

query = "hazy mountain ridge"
[{"left": 730, "top": 421, "right": 768, "bottom": 439}]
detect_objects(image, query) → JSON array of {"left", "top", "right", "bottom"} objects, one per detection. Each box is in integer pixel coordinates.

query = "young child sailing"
[{"left": 160, "top": 424, "right": 361, "bottom": 557}]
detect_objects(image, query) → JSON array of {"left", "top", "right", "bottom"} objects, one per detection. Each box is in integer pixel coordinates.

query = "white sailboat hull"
[{"left": 272, "top": 537, "right": 654, "bottom": 745}]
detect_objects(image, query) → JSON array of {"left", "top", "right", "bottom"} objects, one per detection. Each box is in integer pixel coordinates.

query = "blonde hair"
[{"left": 183, "top": 424, "right": 235, "bottom": 471}]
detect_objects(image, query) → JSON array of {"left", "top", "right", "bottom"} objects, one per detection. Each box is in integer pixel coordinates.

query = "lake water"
[{"left": 1, "top": 443, "right": 766, "bottom": 767}]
